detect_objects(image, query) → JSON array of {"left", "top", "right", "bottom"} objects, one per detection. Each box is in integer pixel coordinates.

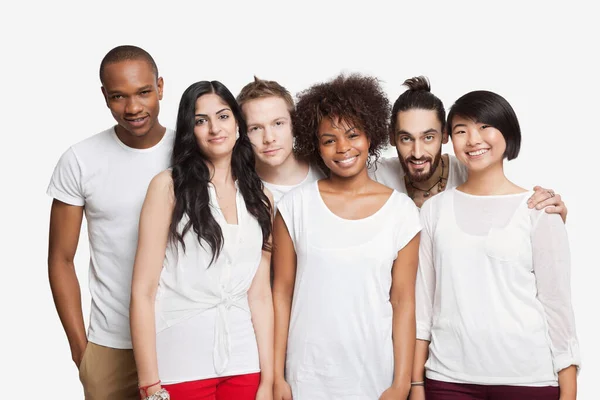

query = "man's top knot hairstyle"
[
  {"left": 99, "top": 45, "right": 158, "bottom": 84},
  {"left": 403, "top": 75, "right": 432, "bottom": 92},
  {"left": 390, "top": 75, "right": 446, "bottom": 135}
]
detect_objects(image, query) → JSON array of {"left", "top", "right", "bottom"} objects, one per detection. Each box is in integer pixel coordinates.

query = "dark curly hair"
[
  {"left": 170, "top": 80, "right": 272, "bottom": 265},
  {"left": 294, "top": 73, "right": 391, "bottom": 173}
]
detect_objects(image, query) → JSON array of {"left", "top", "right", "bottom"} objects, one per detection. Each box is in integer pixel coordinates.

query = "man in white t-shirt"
[
  {"left": 237, "top": 76, "right": 325, "bottom": 206},
  {"left": 370, "top": 76, "right": 567, "bottom": 221},
  {"left": 47, "top": 45, "right": 174, "bottom": 400}
]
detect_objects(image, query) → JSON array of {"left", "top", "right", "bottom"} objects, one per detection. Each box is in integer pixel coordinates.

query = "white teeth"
[
  {"left": 468, "top": 149, "right": 488, "bottom": 156},
  {"left": 411, "top": 160, "right": 426, "bottom": 165},
  {"left": 337, "top": 156, "right": 356, "bottom": 164}
]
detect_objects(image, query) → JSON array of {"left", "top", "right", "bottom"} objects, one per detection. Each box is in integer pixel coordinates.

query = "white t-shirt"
[
  {"left": 369, "top": 155, "right": 468, "bottom": 194},
  {"left": 47, "top": 127, "right": 174, "bottom": 349},
  {"left": 277, "top": 181, "right": 421, "bottom": 399},
  {"left": 155, "top": 182, "right": 264, "bottom": 383},
  {"left": 262, "top": 163, "right": 325, "bottom": 206},
  {"left": 417, "top": 188, "right": 580, "bottom": 386}
]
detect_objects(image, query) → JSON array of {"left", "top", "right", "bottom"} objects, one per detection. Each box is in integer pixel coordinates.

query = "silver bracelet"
[
  {"left": 145, "top": 388, "right": 170, "bottom": 400},
  {"left": 410, "top": 381, "right": 425, "bottom": 386}
]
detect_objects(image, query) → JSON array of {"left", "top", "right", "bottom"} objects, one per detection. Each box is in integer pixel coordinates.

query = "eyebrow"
[
  {"left": 105, "top": 85, "right": 154, "bottom": 95},
  {"left": 320, "top": 126, "right": 356, "bottom": 137},
  {"left": 397, "top": 128, "right": 439, "bottom": 136},
  {"left": 195, "top": 108, "right": 231, "bottom": 117},
  {"left": 452, "top": 123, "right": 467, "bottom": 130}
]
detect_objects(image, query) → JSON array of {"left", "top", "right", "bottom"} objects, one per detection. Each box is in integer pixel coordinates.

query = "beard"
[{"left": 399, "top": 151, "right": 442, "bottom": 183}]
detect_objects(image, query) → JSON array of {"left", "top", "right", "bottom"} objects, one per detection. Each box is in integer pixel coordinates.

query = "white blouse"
[
  {"left": 417, "top": 188, "right": 580, "bottom": 386},
  {"left": 155, "top": 183, "right": 264, "bottom": 384},
  {"left": 278, "top": 181, "right": 421, "bottom": 399}
]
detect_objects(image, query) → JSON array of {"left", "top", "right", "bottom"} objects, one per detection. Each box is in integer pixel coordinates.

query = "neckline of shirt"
[
  {"left": 314, "top": 180, "right": 397, "bottom": 223},
  {"left": 110, "top": 126, "right": 172, "bottom": 153}
]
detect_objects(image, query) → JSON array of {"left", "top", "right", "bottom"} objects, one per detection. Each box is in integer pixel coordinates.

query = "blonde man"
[{"left": 237, "top": 77, "right": 324, "bottom": 206}]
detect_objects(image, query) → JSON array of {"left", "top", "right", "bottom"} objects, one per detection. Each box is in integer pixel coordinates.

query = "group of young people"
[{"left": 47, "top": 45, "right": 580, "bottom": 400}]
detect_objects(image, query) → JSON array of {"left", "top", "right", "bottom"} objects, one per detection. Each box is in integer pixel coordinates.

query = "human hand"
[
  {"left": 255, "top": 381, "right": 273, "bottom": 400},
  {"left": 273, "top": 378, "right": 293, "bottom": 400},
  {"left": 408, "top": 385, "right": 426, "bottom": 400},
  {"left": 528, "top": 186, "right": 567, "bottom": 222},
  {"left": 72, "top": 339, "right": 88, "bottom": 369},
  {"left": 379, "top": 384, "right": 410, "bottom": 400}
]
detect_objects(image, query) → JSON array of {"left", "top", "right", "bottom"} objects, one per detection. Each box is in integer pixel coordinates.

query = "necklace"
[{"left": 405, "top": 156, "right": 447, "bottom": 198}]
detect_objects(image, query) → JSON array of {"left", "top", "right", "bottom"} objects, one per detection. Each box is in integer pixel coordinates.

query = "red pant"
[
  {"left": 162, "top": 372, "right": 261, "bottom": 400},
  {"left": 425, "top": 378, "right": 559, "bottom": 400}
]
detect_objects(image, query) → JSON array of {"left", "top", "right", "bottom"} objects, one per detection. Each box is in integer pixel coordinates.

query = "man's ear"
[
  {"left": 101, "top": 86, "right": 109, "bottom": 107},
  {"left": 157, "top": 77, "right": 164, "bottom": 100},
  {"left": 442, "top": 127, "right": 449, "bottom": 144}
]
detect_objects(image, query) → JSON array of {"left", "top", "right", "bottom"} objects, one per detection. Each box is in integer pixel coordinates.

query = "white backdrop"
[{"left": 2, "top": 1, "right": 598, "bottom": 398}]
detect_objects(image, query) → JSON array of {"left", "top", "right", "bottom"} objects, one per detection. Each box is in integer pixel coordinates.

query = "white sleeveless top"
[
  {"left": 417, "top": 189, "right": 580, "bottom": 386},
  {"left": 155, "top": 182, "right": 264, "bottom": 384},
  {"left": 277, "top": 181, "right": 422, "bottom": 399}
]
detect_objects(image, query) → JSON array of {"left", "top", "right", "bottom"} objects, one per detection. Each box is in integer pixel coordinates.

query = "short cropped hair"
[
  {"left": 447, "top": 90, "right": 521, "bottom": 160},
  {"left": 294, "top": 73, "right": 391, "bottom": 172},
  {"left": 99, "top": 45, "right": 158, "bottom": 84},
  {"left": 237, "top": 76, "right": 295, "bottom": 114},
  {"left": 391, "top": 76, "right": 446, "bottom": 135}
]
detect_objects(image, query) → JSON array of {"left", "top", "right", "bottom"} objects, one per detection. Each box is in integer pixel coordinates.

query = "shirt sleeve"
[
  {"left": 531, "top": 211, "right": 581, "bottom": 373},
  {"left": 46, "top": 147, "right": 85, "bottom": 206},
  {"left": 394, "top": 193, "right": 422, "bottom": 252},
  {"left": 415, "top": 199, "right": 435, "bottom": 341}
]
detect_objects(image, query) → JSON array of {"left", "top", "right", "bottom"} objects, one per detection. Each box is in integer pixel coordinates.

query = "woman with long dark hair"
[{"left": 130, "top": 81, "right": 274, "bottom": 400}]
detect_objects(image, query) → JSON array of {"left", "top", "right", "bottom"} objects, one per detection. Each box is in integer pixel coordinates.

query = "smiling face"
[
  {"left": 193, "top": 93, "right": 238, "bottom": 161},
  {"left": 101, "top": 59, "right": 163, "bottom": 139},
  {"left": 317, "top": 116, "right": 370, "bottom": 178},
  {"left": 242, "top": 96, "right": 294, "bottom": 168},
  {"left": 392, "top": 109, "right": 447, "bottom": 182},
  {"left": 450, "top": 115, "right": 506, "bottom": 173}
]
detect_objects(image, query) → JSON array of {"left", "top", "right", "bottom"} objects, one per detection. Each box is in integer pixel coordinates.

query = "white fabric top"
[
  {"left": 277, "top": 181, "right": 421, "bottom": 399},
  {"left": 155, "top": 183, "right": 263, "bottom": 383},
  {"left": 369, "top": 154, "right": 468, "bottom": 194},
  {"left": 47, "top": 127, "right": 174, "bottom": 349},
  {"left": 416, "top": 188, "right": 580, "bottom": 386},
  {"left": 262, "top": 163, "right": 325, "bottom": 206}
]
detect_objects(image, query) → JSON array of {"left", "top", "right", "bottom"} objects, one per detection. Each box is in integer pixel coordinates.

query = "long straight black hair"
[{"left": 170, "top": 80, "right": 272, "bottom": 264}]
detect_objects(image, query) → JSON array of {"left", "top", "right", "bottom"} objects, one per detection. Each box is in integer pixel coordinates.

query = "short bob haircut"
[
  {"left": 447, "top": 90, "right": 521, "bottom": 160},
  {"left": 294, "top": 73, "right": 390, "bottom": 173}
]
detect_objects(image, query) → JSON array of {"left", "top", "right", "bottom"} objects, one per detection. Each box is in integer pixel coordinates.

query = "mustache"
[{"left": 405, "top": 156, "right": 432, "bottom": 164}]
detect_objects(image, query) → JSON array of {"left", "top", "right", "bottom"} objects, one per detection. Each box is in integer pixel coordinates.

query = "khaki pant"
[{"left": 79, "top": 342, "right": 139, "bottom": 400}]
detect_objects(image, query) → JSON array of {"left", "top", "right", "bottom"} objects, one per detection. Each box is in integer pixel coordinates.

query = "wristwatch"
[{"left": 146, "top": 389, "right": 170, "bottom": 400}]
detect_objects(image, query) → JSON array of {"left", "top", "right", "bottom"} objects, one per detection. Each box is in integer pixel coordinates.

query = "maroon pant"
[{"left": 425, "top": 378, "right": 559, "bottom": 400}]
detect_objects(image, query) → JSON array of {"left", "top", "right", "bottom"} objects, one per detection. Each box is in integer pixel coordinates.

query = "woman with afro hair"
[{"left": 272, "top": 73, "right": 422, "bottom": 400}]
